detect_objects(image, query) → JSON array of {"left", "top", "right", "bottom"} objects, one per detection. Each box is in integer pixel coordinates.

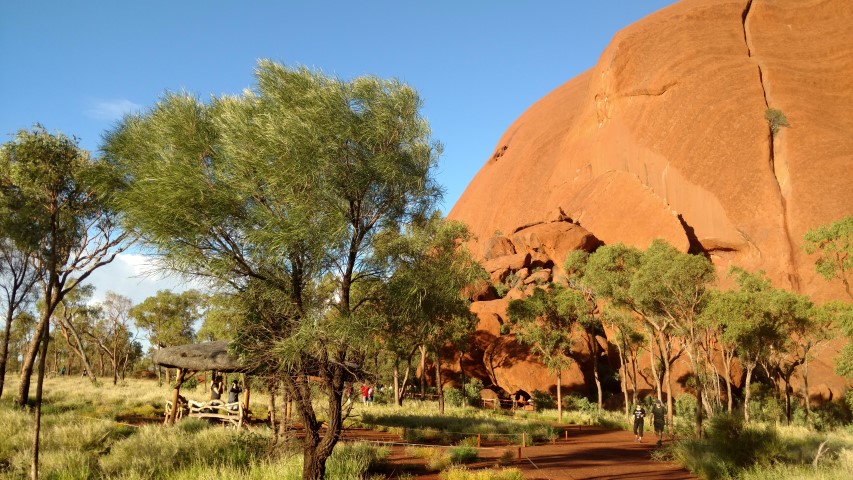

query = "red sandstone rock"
[
  {"left": 449, "top": 0, "right": 853, "bottom": 399},
  {"left": 483, "top": 236, "right": 517, "bottom": 260}
]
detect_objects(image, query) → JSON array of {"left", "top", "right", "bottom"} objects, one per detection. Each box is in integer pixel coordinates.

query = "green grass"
[
  {"left": 439, "top": 465, "right": 525, "bottom": 480},
  {"left": 357, "top": 403, "right": 558, "bottom": 445},
  {"left": 0, "top": 375, "right": 388, "bottom": 480},
  {"left": 658, "top": 414, "right": 853, "bottom": 480}
]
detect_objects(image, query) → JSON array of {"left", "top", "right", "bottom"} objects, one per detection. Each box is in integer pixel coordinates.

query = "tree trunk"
[
  {"left": 556, "top": 370, "right": 563, "bottom": 423},
  {"left": 592, "top": 338, "right": 603, "bottom": 412},
  {"left": 744, "top": 364, "right": 754, "bottom": 423},
  {"left": 302, "top": 448, "right": 327, "bottom": 480},
  {"left": 802, "top": 357, "right": 811, "bottom": 422},
  {"left": 784, "top": 378, "right": 792, "bottom": 425},
  {"left": 166, "top": 368, "right": 186, "bottom": 426},
  {"left": 29, "top": 322, "right": 50, "bottom": 480},
  {"left": 647, "top": 330, "right": 662, "bottom": 401},
  {"left": 419, "top": 345, "right": 427, "bottom": 396},
  {"left": 617, "top": 344, "right": 629, "bottom": 417},
  {"left": 17, "top": 314, "right": 50, "bottom": 406},
  {"left": 723, "top": 351, "right": 733, "bottom": 413},
  {"left": 652, "top": 329, "right": 674, "bottom": 427},
  {"left": 0, "top": 308, "right": 15, "bottom": 399},
  {"left": 268, "top": 386, "right": 277, "bottom": 435},
  {"left": 393, "top": 362, "right": 401, "bottom": 406},
  {"left": 435, "top": 355, "right": 445, "bottom": 414},
  {"left": 63, "top": 320, "right": 96, "bottom": 382}
]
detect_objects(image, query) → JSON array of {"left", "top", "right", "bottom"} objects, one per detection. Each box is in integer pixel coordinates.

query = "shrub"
[
  {"left": 447, "top": 445, "right": 478, "bottom": 464},
  {"left": 530, "top": 390, "right": 555, "bottom": 410},
  {"left": 564, "top": 394, "right": 596, "bottom": 414},
  {"left": 439, "top": 465, "right": 525, "bottom": 480},
  {"left": 668, "top": 413, "right": 784, "bottom": 479},
  {"left": 446, "top": 388, "right": 466, "bottom": 408},
  {"left": 464, "top": 379, "right": 485, "bottom": 407},
  {"left": 765, "top": 108, "right": 790, "bottom": 136}
]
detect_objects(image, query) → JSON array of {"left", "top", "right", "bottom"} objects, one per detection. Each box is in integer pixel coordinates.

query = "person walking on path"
[
  {"left": 651, "top": 399, "right": 667, "bottom": 446},
  {"left": 360, "top": 384, "right": 369, "bottom": 404},
  {"left": 632, "top": 404, "right": 646, "bottom": 442}
]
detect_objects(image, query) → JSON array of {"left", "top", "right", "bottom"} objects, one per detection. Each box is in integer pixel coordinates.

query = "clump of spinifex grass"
[
  {"left": 659, "top": 413, "right": 853, "bottom": 480},
  {"left": 360, "top": 404, "right": 557, "bottom": 445},
  {"left": 439, "top": 465, "right": 525, "bottom": 480}
]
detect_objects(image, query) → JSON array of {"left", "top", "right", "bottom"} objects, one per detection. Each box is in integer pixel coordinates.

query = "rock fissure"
[
  {"left": 742, "top": 0, "right": 799, "bottom": 291},
  {"left": 623, "top": 81, "right": 678, "bottom": 98}
]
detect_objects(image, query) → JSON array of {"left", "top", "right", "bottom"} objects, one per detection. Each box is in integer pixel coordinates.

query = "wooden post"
[
  {"left": 477, "top": 434, "right": 481, "bottom": 447},
  {"left": 241, "top": 373, "right": 250, "bottom": 419},
  {"left": 167, "top": 368, "right": 186, "bottom": 426},
  {"left": 522, "top": 432, "right": 526, "bottom": 448},
  {"left": 565, "top": 429, "right": 568, "bottom": 441}
]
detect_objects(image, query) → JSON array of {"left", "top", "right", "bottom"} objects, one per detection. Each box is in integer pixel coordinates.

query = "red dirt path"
[{"left": 342, "top": 426, "right": 697, "bottom": 480}]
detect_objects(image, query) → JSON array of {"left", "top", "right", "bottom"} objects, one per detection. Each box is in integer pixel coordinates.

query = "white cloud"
[
  {"left": 83, "top": 252, "right": 204, "bottom": 305},
  {"left": 84, "top": 99, "right": 141, "bottom": 121}
]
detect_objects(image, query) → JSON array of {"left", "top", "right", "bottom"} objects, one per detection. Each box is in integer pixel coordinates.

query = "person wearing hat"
[
  {"left": 651, "top": 399, "right": 667, "bottom": 446},
  {"left": 632, "top": 403, "right": 646, "bottom": 442}
]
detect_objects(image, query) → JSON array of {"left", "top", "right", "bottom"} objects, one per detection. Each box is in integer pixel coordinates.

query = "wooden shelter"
[{"left": 153, "top": 341, "right": 249, "bottom": 426}]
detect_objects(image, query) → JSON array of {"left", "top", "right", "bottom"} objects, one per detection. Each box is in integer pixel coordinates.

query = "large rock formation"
[{"left": 448, "top": 0, "right": 853, "bottom": 400}]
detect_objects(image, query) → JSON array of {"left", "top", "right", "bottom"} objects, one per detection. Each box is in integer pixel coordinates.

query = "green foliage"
[
  {"left": 104, "top": 60, "right": 445, "bottom": 476},
  {"left": 803, "top": 216, "right": 853, "bottom": 299},
  {"left": 564, "top": 394, "right": 597, "bottom": 414},
  {"left": 131, "top": 289, "right": 202, "bottom": 348},
  {"left": 361, "top": 409, "right": 556, "bottom": 444},
  {"left": 447, "top": 445, "right": 479, "bottom": 464},
  {"left": 530, "top": 390, "right": 555, "bottom": 410},
  {"left": 462, "top": 379, "right": 485, "bottom": 407},
  {"left": 765, "top": 108, "right": 790, "bottom": 136},
  {"left": 507, "top": 285, "right": 579, "bottom": 374},
  {"left": 669, "top": 413, "right": 783, "bottom": 479},
  {"left": 820, "top": 302, "right": 853, "bottom": 377},
  {"left": 445, "top": 387, "right": 466, "bottom": 408}
]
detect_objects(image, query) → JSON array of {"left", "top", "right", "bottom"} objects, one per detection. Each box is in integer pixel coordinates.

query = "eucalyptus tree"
[
  {"left": 52, "top": 284, "right": 99, "bottom": 381},
  {"left": 829, "top": 301, "right": 853, "bottom": 378},
  {"left": 0, "top": 237, "right": 39, "bottom": 399},
  {"left": 630, "top": 240, "right": 715, "bottom": 436},
  {"left": 0, "top": 126, "right": 128, "bottom": 480},
  {"left": 803, "top": 215, "right": 852, "bottom": 299},
  {"left": 90, "top": 291, "right": 135, "bottom": 385},
  {"left": 507, "top": 284, "right": 583, "bottom": 422},
  {"left": 760, "top": 286, "right": 817, "bottom": 425},
  {"left": 103, "top": 61, "right": 440, "bottom": 480},
  {"left": 196, "top": 293, "right": 242, "bottom": 341},
  {"left": 130, "top": 289, "right": 200, "bottom": 384},
  {"left": 378, "top": 214, "right": 486, "bottom": 411},
  {"left": 703, "top": 267, "right": 787, "bottom": 422}
]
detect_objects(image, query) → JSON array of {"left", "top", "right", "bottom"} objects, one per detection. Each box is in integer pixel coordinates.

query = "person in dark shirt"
[
  {"left": 228, "top": 380, "right": 243, "bottom": 404},
  {"left": 651, "top": 399, "right": 667, "bottom": 446},
  {"left": 632, "top": 404, "right": 646, "bottom": 442},
  {"left": 210, "top": 375, "right": 224, "bottom": 400}
]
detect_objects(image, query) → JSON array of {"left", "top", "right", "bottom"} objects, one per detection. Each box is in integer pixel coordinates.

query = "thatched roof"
[{"left": 153, "top": 341, "right": 246, "bottom": 372}]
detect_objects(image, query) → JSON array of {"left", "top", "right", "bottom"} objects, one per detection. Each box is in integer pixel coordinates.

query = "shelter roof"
[{"left": 153, "top": 341, "right": 246, "bottom": 372}]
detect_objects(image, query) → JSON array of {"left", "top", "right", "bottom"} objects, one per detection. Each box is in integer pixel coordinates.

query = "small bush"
[
  {"left": 464, "top": 379, "right": 485, "bottom": 407},
  {"left": 496, "top": 449, "right": 515, "bottom": 466},
  {"left": 448, "top": 445, "right": 478, "bottom": 464},
  {"left": 446, "top": 388, "right": 466, "bottom": 408},
  {"left": 439, "top": 465, "right": 525, "bottom": 480},
  {"left": 530, "top": 390, "right": 555, "bottom": 410},
  {"left": 765, "top": 108, "right": 790, "bottom": 136}
]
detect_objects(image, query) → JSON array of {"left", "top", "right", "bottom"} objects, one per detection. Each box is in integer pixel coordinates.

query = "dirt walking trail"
[{"left": 346, "top": 426, "right": 697, "bottom": 479}]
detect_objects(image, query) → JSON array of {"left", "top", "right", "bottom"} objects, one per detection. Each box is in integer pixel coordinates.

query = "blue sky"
[{"left": 0, "top": 0, "right": 675, "bottom": 304}]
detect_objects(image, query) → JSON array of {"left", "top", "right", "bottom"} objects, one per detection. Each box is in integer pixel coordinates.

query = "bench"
[{"left": 164, "top": 398, "right": 245, "bottom": 428}]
